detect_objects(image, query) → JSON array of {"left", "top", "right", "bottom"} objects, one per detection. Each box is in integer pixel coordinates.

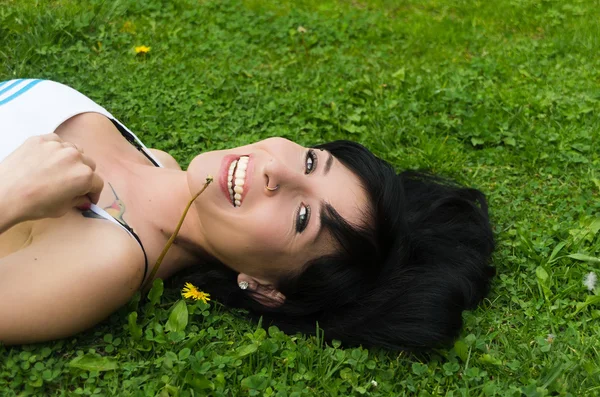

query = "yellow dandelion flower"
[
  {"left": 122, "top": 21, "right": 135, "bottom": 33},
  {"left": 135, "top": 45, "right": 151, "bottom": 55},
  {"left": 181, "top": 282, "right": 211, "bottom": 303}
]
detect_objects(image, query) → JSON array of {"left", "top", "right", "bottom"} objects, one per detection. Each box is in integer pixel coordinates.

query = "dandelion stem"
[{"left": 142, "top": 176, "right": 213, "bottom": 290}]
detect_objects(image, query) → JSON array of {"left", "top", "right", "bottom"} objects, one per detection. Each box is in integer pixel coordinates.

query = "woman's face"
[{"left": 187, "top": 138, "right": 368, "bottom": 282}]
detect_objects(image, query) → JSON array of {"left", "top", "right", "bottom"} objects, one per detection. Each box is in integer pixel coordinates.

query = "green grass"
[{"left": 1, "top": 0, "right": 600, "bottom": 395}]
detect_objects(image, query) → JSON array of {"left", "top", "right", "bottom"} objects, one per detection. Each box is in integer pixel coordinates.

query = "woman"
[{"left": 0, "top": 79, "right": 495, "bottom": 349}]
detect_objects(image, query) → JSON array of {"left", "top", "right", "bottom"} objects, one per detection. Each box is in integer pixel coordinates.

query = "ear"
[{"left": 237, "top": 273, "right": 286, "bottom": 308}]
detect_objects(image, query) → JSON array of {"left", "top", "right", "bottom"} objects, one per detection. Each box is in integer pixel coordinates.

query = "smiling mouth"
[{"left": 227, "top": 156, "right": 249, "bottom": 207}]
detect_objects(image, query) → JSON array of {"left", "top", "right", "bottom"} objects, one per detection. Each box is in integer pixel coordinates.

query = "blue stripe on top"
[
  {"left": 0, "top": 80, "right": 10, "bottom": 90},
  {"left": 0, "top": 79, "right": 43, "bottom": 107},
  {"left": 0, "top": 79, "right": 23, "bottom": 97}
]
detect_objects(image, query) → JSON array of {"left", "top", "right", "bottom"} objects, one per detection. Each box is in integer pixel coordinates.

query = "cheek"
[
  {"left": 203, "top": 206, "right": 288, "bottom": 258},
  {"left": 243, "top": 211, "right": 289, "bottom": 254}
]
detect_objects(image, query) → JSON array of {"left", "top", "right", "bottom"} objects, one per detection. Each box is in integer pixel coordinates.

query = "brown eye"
[{"left": 305, "top": 149, "right": 317, "bottom": 174}]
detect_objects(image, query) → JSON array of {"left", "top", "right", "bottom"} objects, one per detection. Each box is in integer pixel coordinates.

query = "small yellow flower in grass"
[
  {"left": 122, "top": 21, "right": 135, "bottom": 33},
  {"left": 181, "top": 282, "right": 210, "bottom": 303},
  {"left": 135, "top": 45, "right": 151, "bottom": 55}
]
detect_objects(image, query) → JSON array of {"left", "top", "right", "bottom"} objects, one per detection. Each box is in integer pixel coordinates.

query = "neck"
[{"left": 120, "top": 161, "right": 207, "bottom": 278}]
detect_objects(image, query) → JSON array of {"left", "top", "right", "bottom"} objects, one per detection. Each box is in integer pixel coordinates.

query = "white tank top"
[{"left": 0, "top": 79, "right": 163, "bottom": 282}]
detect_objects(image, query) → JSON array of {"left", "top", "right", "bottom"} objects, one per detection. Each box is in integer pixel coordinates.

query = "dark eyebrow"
[
  {"left": 312, "top": 201, "right": 329, "bottom": 245},
  {"left": 309, "top": 152, "right": 334, "bottom": 243},
  {"left": 312, "top": 200, "right": 347, "bottom": 245},
  {"left": 323, "top": 152, "right": 334, "bottom": 176}
]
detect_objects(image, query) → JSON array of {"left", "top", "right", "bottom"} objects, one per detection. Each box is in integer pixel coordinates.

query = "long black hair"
[{"left": 171, "top": 140, "right": 495, "bottom": 350}]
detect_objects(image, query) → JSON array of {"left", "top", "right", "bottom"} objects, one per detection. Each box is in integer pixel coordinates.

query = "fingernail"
[{"left": 78, "top": 203, "right": 91, "bottom": 211}]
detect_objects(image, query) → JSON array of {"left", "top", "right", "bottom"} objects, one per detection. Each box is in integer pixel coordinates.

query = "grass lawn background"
[{"left": 1, "top": 0, "right": 599, "bottom": 395}]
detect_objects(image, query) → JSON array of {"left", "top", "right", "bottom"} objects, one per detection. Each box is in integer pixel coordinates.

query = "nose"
[{"left": 263, "top": 156, "right": 307, "bottom": 195}]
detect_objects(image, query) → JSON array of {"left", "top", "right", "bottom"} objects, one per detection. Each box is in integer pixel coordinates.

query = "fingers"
[
  {"left": 59, "top": 139, "right": 102, "bottom": 204},
  {"left": 72, "top": 172, "right": 103, "bottom": 211},
  {"left": 54, "top": 139, "right": 97, "bottom": 173},
  {"left": 39, "top": 133, "right": 84, "bottom": 154},
  {"left": 38, "top": 133, "right": 62, "bottom": 142},
  {"left": 62, "top": 141, "right": 83, "bottom": 153},
  {"left": 80, "top": 153, "right": 97, "bottom": 171},
  {"left": 87, "top": 172, "right": 104, "bottom": 205},
  {"left": 40, "top": 135, "right": 104, "bottom": 206},
  {"left": 73, "top": 195, "right": 92, "bottom": 211}
]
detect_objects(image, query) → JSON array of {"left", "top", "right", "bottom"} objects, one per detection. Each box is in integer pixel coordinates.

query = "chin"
[
  {"left": 187, "top": 153, "right": 224, "bottom": 207},
  {"left": 186, "top": 155, "right": 208, "bottom": 194}
]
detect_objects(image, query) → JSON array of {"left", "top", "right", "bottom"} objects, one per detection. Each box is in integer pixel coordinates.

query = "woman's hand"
[{"left": 0, "top": 133, "right": 104, "bottom": 230}]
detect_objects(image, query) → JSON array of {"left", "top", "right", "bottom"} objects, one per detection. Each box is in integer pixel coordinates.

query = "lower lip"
[{"left": 219, "top": 154, "right": 253, "bottom": 207}]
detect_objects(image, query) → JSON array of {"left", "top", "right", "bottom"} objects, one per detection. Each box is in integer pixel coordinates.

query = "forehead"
[
  {"left": 307, "top": 154, "right": 370, "bottom": 257},
  {"left": 327, "top": 156, "right": 369, "bottom": 224}
]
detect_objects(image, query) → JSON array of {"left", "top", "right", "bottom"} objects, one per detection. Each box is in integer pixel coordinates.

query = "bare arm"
[
  {"left": 0, "top": 194, "right": 20, "bottom": 234},
  {"left": 0, "top": 220, "right": 144, "bottom": 345},
  {"left": 0, "top": 134, "right": 104, "bottom": 234}
]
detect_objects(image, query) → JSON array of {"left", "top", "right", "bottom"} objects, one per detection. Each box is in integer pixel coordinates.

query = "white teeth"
[
  {"left": 227, "top": 156, "right": 250, "bottom": 207},
  {"left": 228, "top": 160, "right": 236, "bottom": 177}
]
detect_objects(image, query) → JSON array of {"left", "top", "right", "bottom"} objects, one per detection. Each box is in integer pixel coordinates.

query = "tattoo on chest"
[{"left": 81, "top": 182, "right": 130, "bottom": 228}]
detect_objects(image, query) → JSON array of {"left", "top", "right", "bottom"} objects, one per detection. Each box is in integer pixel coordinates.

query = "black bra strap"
[
  {"left": 108, "top": 118, "right": 156, "bottom": 287},
  {"left": 118, "top": 221, "right": 149, "bottom": 286},
  {"left": 110, "top": 118, "right": 161, "bottom": 167}
]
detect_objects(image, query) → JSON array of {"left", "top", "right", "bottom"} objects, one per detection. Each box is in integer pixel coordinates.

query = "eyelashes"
[
  {"left": 295, "top": 149, "right": 317, "bottom": 233},
  {"left": 296, "top": 204, "right": 311, "bottom": 233},
  {"left": 305, "top": 149, "right": 317, "bottom": 174}
]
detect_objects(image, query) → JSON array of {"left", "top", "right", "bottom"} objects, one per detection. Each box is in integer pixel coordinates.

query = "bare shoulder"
[
  {"left": 0, "top": 212, "right": 145, "bottom": 344},
  {"left": 148, "top": 148, "right": 181, "bottom": 170},
  {"left": 35, "top": 212, "right": 146, "bottom": 285}
]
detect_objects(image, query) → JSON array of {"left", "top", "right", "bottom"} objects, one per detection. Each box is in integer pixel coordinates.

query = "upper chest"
[
  {"left": 0, "top": 113, "right": 191, "bottom": 281},
  {"left": 0, "top": 113, "right": 153, "bottom": 257}
]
